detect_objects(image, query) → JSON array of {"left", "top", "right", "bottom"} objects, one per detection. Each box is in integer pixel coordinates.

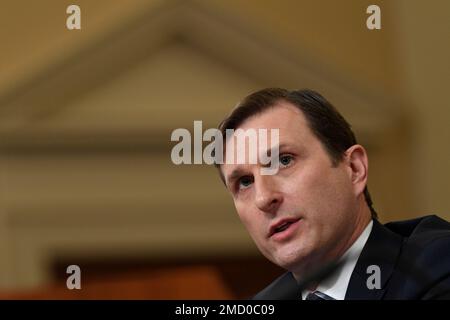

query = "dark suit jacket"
[{"left": 253, "top": 215, "right": 450, "bottom": 300}]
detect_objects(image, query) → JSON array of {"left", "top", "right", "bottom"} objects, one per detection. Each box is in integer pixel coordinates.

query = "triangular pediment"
[{"left": 0, "top": 0, "right": 401, "bottom": 149}]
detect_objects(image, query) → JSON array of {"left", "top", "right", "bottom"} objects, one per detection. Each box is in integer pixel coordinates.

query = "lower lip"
[{"left": 270, "top": 219, "right": 301, "bottom": 242}]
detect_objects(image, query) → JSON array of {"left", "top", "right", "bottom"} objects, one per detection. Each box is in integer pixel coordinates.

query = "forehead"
[
  {"left": 231, "top": 101, "right": 314, "bottom": 146},
  {"left": 221, "top": 102, "right": 319, "bottom": 178}
]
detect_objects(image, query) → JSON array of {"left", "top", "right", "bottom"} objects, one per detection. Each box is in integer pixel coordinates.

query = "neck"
[{"left": 340, "top": 202, "right": 372, "bottom": 259}]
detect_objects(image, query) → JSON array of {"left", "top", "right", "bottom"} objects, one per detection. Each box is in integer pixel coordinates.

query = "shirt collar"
[{"left": 301, "top": 220, "right": 373, "bottom": 300}]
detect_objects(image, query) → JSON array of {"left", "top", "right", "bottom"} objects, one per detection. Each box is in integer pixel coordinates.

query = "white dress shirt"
[{"left": 301, "top": 220, "right": 373, "bottom": 300}]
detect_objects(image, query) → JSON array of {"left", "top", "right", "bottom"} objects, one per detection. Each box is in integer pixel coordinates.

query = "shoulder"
[
  {"left": 384, "top": 215, "right": 450, "bottom": 237},
  {"left": 384, "top": 215, "right": 450, "bottom": 252},
  {"left": 384, "top": 215, "right": 450, "bottom": 297}
]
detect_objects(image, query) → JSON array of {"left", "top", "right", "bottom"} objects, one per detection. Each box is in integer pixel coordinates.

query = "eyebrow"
[{"left": 263, "top": 143, "right": 287, "bottom": 159}]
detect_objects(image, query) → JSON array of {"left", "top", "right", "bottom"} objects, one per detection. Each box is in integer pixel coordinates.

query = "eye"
[
  {"left": 237, "top": 176, "right": 253, "bottom": 190},
  {"left": 279, "top": 154, "right": 294, "bottom": 167}
]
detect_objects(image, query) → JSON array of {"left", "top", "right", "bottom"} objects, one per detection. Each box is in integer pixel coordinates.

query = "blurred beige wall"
[
  {"left": 394, "top": 0, "right": 450, "bottom": 216},
  {"left": 0, "top": 0, "right": 448, "bottom": 289}
]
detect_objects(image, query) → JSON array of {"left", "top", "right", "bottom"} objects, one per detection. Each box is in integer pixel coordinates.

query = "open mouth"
[
  {"left": 274, "top": 221, "right": 293, "bottom": 233},
  {"left": 269, "top": 218, "right": 301, "bottom": 238}
]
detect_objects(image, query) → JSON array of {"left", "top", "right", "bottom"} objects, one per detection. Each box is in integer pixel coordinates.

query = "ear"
[{"left": 344, "top": 145, "right": 368, "bottom": 197}]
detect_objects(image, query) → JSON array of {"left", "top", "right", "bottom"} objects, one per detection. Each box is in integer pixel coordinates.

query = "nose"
[{"left": 254, "top": 175, "right": 283, "bottom": 214}]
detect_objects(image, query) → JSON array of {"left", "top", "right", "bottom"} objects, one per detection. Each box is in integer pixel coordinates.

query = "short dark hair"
[{"left": 217, "top": 88, "right": 377, "bottom": 219}]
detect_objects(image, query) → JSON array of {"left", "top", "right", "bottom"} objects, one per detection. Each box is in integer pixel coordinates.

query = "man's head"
[{"left": 217, "top": 88, "right": 374, "bottom": 278}]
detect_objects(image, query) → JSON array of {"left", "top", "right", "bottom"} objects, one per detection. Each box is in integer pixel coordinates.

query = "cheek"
[
  {"left": 235, "top": 203, "right": 261, "bottom": 235},
  {"left": 283, "top": 164, "right": 352, "bottom": 220}
]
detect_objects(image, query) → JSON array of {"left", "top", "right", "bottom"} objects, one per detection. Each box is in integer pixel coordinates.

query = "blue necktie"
[{"left": 305, "top": 291, "right": 336, "bottom": 300}]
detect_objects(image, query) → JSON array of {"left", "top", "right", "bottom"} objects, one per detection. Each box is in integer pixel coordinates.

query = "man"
[{"left": 216, "top": 88, "right": 450, "bottom": 300}]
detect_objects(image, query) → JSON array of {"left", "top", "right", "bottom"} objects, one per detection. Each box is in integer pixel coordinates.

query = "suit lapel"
[{"left": 345, "top": 219, "right": 404, "bottom": 300}]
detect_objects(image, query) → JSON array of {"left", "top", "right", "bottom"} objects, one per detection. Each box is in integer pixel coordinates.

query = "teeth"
[{"left": 276, "top": 222, "right": 291, "bottom": 233}]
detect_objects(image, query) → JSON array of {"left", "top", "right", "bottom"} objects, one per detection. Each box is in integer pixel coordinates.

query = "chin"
[{"left": 273, "top": 246, "right": 310, "bottom": 271}]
